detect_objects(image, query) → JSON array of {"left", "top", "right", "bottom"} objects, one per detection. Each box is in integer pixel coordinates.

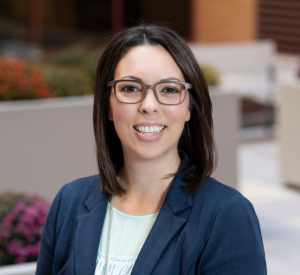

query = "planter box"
[
  {"left": 279, "top": 84, "right": 300, "bottom": 188},
  {"left": 0, "top": 91, "right": 238, "bottom": 201},
  {"left": 0, "top": 96, "right": 97, "bottom": 201},
  {"left": 0, "top": 262, "right": 36, "bottom": 275},
  {"left": 210, "top": 88, "right": 239, "bottom": 189}
]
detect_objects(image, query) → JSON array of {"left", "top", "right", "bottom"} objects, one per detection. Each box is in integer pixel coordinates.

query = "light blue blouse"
[{"left": 94, "top": 203, "right": 158, "bottom": 275}]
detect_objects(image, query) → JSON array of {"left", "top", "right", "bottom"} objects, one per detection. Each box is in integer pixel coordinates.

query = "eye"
[
  {"left": 161, "top": 87, "right": 180, "bottom": 94},
  {"left": 121, "top": 85, "right": 141, "bottom": 93}
]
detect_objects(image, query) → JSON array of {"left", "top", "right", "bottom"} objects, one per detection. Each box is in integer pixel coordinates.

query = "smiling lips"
[{"left": 134, "top": 125, "right": 166, "bottom": 137}]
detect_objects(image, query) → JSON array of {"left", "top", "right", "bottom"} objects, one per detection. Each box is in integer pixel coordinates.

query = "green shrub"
[
  {"left": 51, "top": 48, "right": 102, "bottom": 90},
  {"left": 53, "top": 51, "right": 85, "bottom": 67},
  {"left": 0, "top": 192, "right": 27, "bottom": 222},
  {"left": 42, "top": 66, "right": 94, "bottom": 97},
  {"left": 201, "top": 66, "right": 220, "bottom": 86}
]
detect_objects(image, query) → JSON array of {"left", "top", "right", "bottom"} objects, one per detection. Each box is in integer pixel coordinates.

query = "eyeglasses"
[{"left": 107, "top": 79, "right": 193, "bottom": 105}]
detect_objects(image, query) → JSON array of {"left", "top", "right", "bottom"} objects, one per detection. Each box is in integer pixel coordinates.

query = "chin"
[{"left": 130, "top": 145, "right": 177, "bottom": 161}]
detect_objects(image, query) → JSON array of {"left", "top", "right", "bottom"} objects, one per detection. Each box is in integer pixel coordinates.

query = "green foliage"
[
  {"left": 1, "top": 44, "right": 219, "bottom": 100},
  {"left": 42, "top": 66, "right": 94, "bottom": 97},
  {"left": 53, "top": 51, "right": 85, "bottom": 67},
  {"left": 50, "top": 48, "right": 102, "bottom": 92},
  {"left": 0, "top": 46, "right": 103, "bottom": 100},
  {"left": 201, "top": 66, "right": 220, "bottom": 86},
  {"left": 0, "top": 192, "right": 27, "bottom": 222}
]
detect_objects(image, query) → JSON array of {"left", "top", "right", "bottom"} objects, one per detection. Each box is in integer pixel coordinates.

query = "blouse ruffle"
[{"left": 95, "top": 254, "right": 135, "bottom": 275}]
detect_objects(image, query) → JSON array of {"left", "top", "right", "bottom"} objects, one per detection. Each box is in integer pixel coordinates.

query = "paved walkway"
[{"left": 239, "top": 139, "right": 300, "bottom": 275}]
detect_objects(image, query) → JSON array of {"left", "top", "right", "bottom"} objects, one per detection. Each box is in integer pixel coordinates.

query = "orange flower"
[{"left": 0, "top": 58, "right": 53, "bottom": 101}]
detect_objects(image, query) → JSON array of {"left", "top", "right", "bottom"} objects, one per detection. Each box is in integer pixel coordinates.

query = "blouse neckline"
[{"left": 108, "top": 202, "right": 159, "bottom": 220}]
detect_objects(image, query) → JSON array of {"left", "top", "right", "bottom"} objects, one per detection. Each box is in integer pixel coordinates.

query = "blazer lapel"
[
  {"left": 131, "top": 166, "right": 193, "bottom": 275},
  {"left": 74, "top": 180, "right": 109, "bottom": 275}
]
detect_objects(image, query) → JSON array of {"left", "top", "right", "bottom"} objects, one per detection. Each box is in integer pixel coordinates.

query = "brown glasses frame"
[{"left": 107, "top": 79, "right": 193, "bottom": 105}]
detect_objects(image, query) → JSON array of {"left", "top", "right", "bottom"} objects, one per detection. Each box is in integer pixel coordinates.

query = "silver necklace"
[{"left": 103, "top": 195, "right": 115, "bottom": 275}]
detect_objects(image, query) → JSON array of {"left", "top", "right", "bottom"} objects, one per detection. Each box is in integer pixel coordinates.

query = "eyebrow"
[
  {"left": 160, "top": 77, "right": 182, "bottom": 82},
  {"left": 120, "top": 75, "right": 182, "bottom": 82},
  {"left": 121, "top": 75, "right": 143, "bottom": 81}
]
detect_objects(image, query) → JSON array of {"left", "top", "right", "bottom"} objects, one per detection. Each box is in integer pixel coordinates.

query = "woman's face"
[{"left": 109, "top": 45, "right": 190, "bottom": 161}]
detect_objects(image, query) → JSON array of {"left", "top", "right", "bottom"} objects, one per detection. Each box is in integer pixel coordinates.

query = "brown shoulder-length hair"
[{"left": 93, "top": 24, "right": 217, "bottom": 195}]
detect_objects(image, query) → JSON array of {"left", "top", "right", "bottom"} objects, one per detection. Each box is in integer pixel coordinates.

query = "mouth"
[{"left": 133, "top": 125, "right": 166, "bottom": 137}]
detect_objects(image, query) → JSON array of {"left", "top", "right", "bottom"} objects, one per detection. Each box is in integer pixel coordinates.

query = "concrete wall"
[
  {"left": 0, "top": 92, "right": 238, "bottom": 201},
  {"left": 279, "top": 85, "right": 300, "bottom": 187},
  {"left": 210, "top": 89, "right": 239, "bottom": 189},
  {"left": 0, "top": 96, "right": 98, "bottom": 201}
]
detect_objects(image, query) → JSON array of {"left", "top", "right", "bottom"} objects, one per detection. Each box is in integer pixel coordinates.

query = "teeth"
[{"left": 135, "top": 125, "right": 165, "bottom": 136}]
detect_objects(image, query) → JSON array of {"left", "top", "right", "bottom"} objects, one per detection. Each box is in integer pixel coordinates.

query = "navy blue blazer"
[{"left": 36, "top": 169, "right": 267, "bottom": 274}]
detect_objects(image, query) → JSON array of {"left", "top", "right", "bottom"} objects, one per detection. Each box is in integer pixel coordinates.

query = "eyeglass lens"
[{"left": 114, "top": 81, "right": 186, "bottom": 104}]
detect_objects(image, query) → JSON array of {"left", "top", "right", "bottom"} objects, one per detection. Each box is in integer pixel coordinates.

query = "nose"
[{"left": 138, "top": 87, "right": 160, "bottom": 113}]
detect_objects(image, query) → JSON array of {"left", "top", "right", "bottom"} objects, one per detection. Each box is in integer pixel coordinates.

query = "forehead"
[{"left": 114, "top": 45, "right": 185, "bottom": 82}]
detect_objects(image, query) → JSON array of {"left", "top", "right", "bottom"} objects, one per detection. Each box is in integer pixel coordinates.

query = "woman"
[{"left": 36, "top": 25, "right": 267, "bottom": 275}]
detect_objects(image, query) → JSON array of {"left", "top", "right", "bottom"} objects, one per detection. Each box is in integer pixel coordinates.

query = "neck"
[{"left": 115, "top": 150, "right": 181, "bottom": 215}]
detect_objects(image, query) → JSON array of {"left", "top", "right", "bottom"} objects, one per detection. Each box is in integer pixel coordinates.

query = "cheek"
[
  {"left": 110, "top": 103, "right": 135, "bottom": 131},
  {"left": 166, "top": 98, "right": 190, "bottom": 124},
  {"left": 165, "top": 106, "right": 190, "bottom": 129}
]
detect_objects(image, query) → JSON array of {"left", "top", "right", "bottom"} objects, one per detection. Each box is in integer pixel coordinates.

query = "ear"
[
  {"left": 185, "top": 109, "right": 191, "bottom": 122},
  {"left": 185, "top": 93, "right": 192, "bottom": 122},
  {"left": 108, "top": 107, "right": 114, "bottom": 121}
]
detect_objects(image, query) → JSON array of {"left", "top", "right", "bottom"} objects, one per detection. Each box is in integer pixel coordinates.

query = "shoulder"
[
  {"left": 203, "top": 178, "right": 260, "bottom": 234},
  {"left": 198, "top": 177, "right": 240, "bottom": 197},
  {"left": 191, "top": 177, "right": 259, "bottom": 233},
  {"left": 49, "top": 175, "right": 102, "bottom": 223},
  {"left": 57, "top": 174, "right": 100, "bottom": 204},
  {"left": 192, "top": 178, "right": 266, "bottom": 273},
  {"left": 193, "top": 177, "right": 248, "bottom": 209}
]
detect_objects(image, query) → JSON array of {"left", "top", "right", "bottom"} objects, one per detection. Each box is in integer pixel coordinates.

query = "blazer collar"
[
  {"left": 84, "top": 175, "right": 108, "bottom": 211},
  {"left": 84, "top": 153, "right": 192, "bottom": 215},
  {"left": 164, "top": 157, "right": 193, "bottom": 215}
]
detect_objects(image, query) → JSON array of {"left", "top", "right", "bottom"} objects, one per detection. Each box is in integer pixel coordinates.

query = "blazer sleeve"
[
  {"left": 36, "top": 184, "right": 67, "bottom": 275},
  {"left": 197, "top": 193, "right": 267, "bottom": 275}
]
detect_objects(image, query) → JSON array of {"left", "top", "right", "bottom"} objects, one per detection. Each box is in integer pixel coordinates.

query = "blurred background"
[{"left": 0, "top": 0, "right": 300, "bottom": 274}]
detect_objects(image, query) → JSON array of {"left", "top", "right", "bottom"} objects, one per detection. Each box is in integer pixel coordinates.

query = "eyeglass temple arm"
[
  {"left": 107, "top": 81, "right": 114, "bottom": 88},
  {"left": 186, "top": 83, "right": 193, "bottom": 90}
]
